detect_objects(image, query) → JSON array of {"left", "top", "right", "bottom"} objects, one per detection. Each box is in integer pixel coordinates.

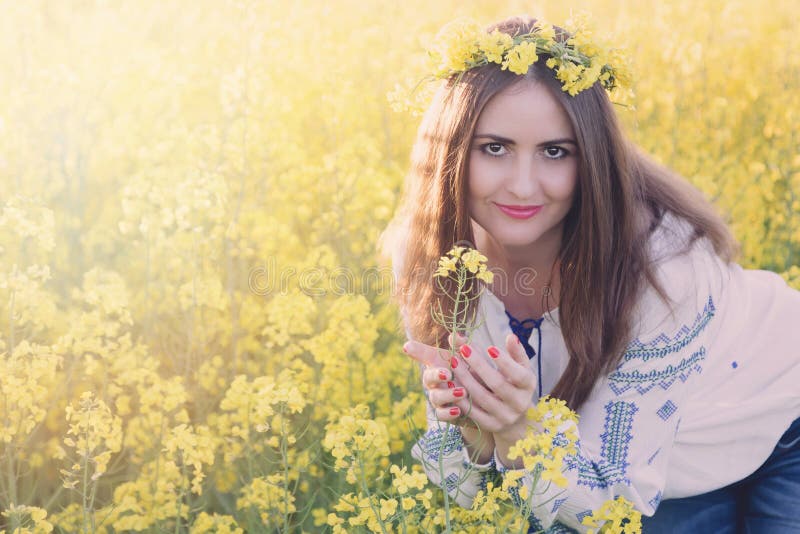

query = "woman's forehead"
[{"left": 474, "top": 81, "right": 575, "bottom": 140}]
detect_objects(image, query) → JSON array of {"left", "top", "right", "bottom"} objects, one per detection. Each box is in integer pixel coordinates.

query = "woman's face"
[{"left": 467, "top": 80, "right": 578, "bottom": 256}]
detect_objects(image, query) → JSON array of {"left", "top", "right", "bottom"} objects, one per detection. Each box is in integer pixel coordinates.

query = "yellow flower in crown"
[
  {"left": 428, "top": 19, "right": 483, "bottom": 76},
  {"left": 422, "top": 14, "right": 633, "bottom": 103},
  {"left": 502, "top": 41, "right": 539, "bottom": 75},
  {"left": 533, "top": 20, "right": 556, "bottom": 41},
  {"left": 476, "top": 29, "right": 514, "bottom": 64}
]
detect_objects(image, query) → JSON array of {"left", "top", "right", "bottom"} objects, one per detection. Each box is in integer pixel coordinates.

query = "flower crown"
[{"left": 424, "top": 15, "right": 633, "bottom": 102}]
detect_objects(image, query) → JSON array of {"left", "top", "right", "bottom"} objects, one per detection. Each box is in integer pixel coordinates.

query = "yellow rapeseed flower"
[
  {"left": 1, "top": 504, "right": 54, "bottom": 533},
  {"left": 460, "top": 249, "right": 488, "bottom": 274},
  {"left": 379, "top": 498, "right": 398, "bottom": 520},
  {"left": 581, "top": 495, "right": 643, "bottom": 533},
  {"left": 431, "top": 19, "right": 483, "bottom": 75},
  {"left": 501, "top": 41, "right": 539, "bottom": 75},
  {"left": 476, "top": 30, "right": 514, "bottom": 64},
  {"left": 434, "top": 255, "right": 458, "bottom": 278}
]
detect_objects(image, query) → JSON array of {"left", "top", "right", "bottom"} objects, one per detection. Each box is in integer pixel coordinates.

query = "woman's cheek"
[{"left": 543, "top": 167, "right": 578, "bottom": 199}]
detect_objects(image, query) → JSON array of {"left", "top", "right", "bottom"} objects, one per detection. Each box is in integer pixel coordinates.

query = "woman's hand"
[
  {"left": 403, "top": 333, "right": 497, "bottom": 463},
  {"left": 403, "top": 333, "right": 537, "bottom": 462},
  {"left": 403, "top": 333, "right": 473, "bottom": 424}
]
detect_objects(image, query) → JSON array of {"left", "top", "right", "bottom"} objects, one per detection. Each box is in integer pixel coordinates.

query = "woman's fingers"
[
  {"left": 422, "top": 366, "right": 456, "bottom": 390},
  {"left": 447, "top": 332, "right": 468, "bottom": 350},
  {"left": 432, "top": 394, "right": 502, "bottom": 432},
  {"left": 434, "top": 405, "right": 464, "bottom": 421},
  {"left": 461, "top": 338, "right": 535, "bottom": 393},
  {"left": 425, "top": 354, "right": 527, "bottom": 434},
  {"left": 407, "top": 336, "right": 532, "bottom": 433},
  {"left": 501, "top": 333, "right": 538, "bottom": 390},
  {"left": 427, "top": 384, "right": 467, "bottom": 407},
  {"left": 505, "top": 333, "right": 531, "bottom": 366}
]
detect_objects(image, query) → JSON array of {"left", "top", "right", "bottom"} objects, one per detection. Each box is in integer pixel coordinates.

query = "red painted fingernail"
[
  {"left": 453, "top": 387, "right": 465, "bottom": 398},
  {"left": 450, "top": 357, "right": 458, "bottom": 369},
  {"left": 449, "top": 407, "right": 460, "bottom": 416},
  {"left": 488, "top": 346, "right": 500, "bottom": 359},
  {"left": 438, "top": 369, "right": 448, "bottom": 381},
  {"left": 447, "top": 381, "right": 455, "bottom": 389},
  {"left": 459, "top": 345, "right": 471, "bottom": 358},
  {"left": 402, "top": 342, "right": 410, "bottom": 353}
]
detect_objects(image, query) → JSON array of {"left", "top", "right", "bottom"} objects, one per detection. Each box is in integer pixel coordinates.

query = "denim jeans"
[{"left": 641, "top": 416, "right": 800, "bottom": 533}]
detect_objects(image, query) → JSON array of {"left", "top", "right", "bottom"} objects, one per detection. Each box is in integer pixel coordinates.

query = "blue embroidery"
[
  {"left": 463, "top": 451, "right": 496, "bottom": 473},
  {"left": 576, "top": 510, "right": 594, "bottom": 524},
  {"left": 545, "top": 523, "right": 579, "bottom": 534},
  {"left": 568, "top": 402, "right": 637, "bottom": 489},
  {"left": 418, "top": 426, "right": 462, "bottom": 462},
  {"left": 527, "top": 514, "right": 544, "bottom": 533},
  {"left": 478, "top": 471, "right": 490, "bottom": 493},
  {"left": 657, "top": 400, "right": 678, "bottom": 420},
  {"left": 623, "top": 296, "right": 715, "bottom": 362},
  {"left": 444, "top": 473, "right": 459, "bottom": 492},
  {"left": 608, "top": 347, "right": 706, "bottom": 395},
  {"left": 552, "top": 432, "right": 570, "bottom": 448},
  {"left": 647, "top": 448, "right": 661, "bottom": 465},
  {"left": 601, "top": 402, "right": 637, "bottom": 466},
  {"left": 551, "top": 497, "right": 568, "bottom": 514},
  {"left": 649, "top": 491, "right": 662, "bottom": 510}
]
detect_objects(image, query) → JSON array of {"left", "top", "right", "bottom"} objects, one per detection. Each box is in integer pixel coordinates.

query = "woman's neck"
[{"left": 471, "top": 223, "right": 563, "bottom": 319}]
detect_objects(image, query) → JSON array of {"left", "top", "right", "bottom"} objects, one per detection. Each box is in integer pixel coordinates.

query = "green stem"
[
  {"left": 280, "top": 407, "right": 289, "bottom": 534},
  {"left": 8, "top": 288, "right": 15, "bottom": 359},
  {"left": 356, "top": 454, "right": 388, "bottom": 534},
  {"left": 437, "top": 426, "right": 452, "bottom": 534},
  {"left": 82, "top": 451, "right": 90, "bottom": 534},
  {"left": 174, "top": 459, "right": 187, "bottom": 534},
  {"left": 5, "top": 446, "right": 18, "bottom": 529},
  {"left": 518, "top": 471, "right": 542, "bottom": 534},
  {"left": 440, "top": 267, "right": 469, "bottom": 533}
]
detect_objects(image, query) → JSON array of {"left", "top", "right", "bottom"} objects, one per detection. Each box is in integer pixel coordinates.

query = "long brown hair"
[{"left": 380, "top": 16, "right": 738, "bottom": 410}]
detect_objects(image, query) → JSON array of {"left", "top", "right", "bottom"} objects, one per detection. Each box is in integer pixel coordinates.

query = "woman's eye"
[
  {"left": 543, "top": 146, "right": 568, "bottom": 159},
  {"left": 482, "top": 143, "right": 507, "bottom": 156}
]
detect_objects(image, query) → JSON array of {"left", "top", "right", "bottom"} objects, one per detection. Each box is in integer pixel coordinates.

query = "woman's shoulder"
[
  {"left": 632, "top": 212, "right": 729, "bottom": 342},
  {"left": 645, "top": 211, "right": 727, "bottom": 288},
  {"left": 646, "top": 211, "right": 705, "bottom": 262}
]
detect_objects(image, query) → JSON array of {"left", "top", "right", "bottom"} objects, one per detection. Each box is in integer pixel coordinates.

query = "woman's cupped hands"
[{"left": 403, "top": 332, "right": 537, "bottom": 442}]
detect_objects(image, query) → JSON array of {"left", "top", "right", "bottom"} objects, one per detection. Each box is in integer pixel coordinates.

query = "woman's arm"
[{"left": 473, "top": 237, "right": 726, "bottom": 531}]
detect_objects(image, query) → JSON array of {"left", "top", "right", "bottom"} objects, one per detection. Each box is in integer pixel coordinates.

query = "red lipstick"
[{"left": 495, "top": 203, "right": 543, "bottom": 219}]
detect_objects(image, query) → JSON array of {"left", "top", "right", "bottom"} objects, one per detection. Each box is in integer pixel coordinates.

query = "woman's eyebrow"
[
  {"left": 472, "top": 133, "right": 577, "bottom": 146},
  {"left": 473, "top": 133, "right": 515, "bottom": 144}
]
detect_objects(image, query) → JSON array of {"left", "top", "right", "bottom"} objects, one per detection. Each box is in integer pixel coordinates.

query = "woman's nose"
[{"left": 506, "top": 156, "right": 539, "bottom": 198}]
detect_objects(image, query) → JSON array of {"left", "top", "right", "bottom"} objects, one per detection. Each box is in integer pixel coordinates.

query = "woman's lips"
[{"left": 495, "top": 203, "right": 543, "bottom": 219}]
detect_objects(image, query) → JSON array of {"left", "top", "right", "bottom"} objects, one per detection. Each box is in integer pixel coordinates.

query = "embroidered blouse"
[{"left": 395, "top": 212, "right": 800, "bottom": 532}]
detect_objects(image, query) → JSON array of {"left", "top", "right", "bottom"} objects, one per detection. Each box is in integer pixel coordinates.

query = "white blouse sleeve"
[
  {"left": 410, "top": 396, "right": 498, "bottom": 508},
  {"left": 498, "top": 233, "right": 728, "bottom": 531}
]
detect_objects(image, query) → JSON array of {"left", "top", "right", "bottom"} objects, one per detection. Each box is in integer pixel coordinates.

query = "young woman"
[{"left": 383, "top": 15, "right": 800, "bottom": 533}]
